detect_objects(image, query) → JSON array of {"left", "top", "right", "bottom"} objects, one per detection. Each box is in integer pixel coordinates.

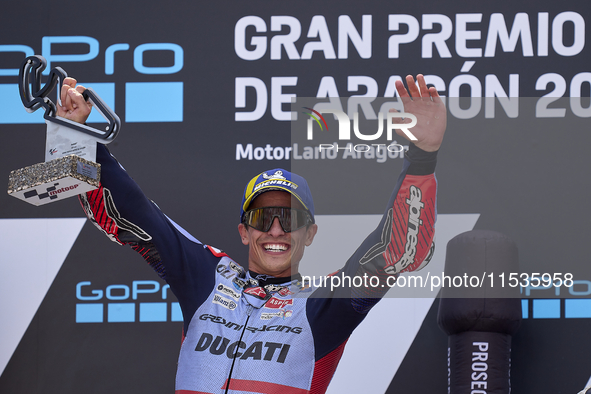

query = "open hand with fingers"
[
  {"left": 394, "top": 74, "right": 446, "bottom": 152},
  {"left": 57, "top": 77, "right": 92, "bottom": 125}
]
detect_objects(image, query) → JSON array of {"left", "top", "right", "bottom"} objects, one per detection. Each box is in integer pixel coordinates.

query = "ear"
[
  {"left": 238, "top": 223, "right": 250, "bottom": 245},
  {"left": 304, "top": 224, "right": 318, "bottom": 247}
]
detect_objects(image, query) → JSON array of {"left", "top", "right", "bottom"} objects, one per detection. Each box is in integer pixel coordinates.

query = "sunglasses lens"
[
  {"left": 245, "top": 208, "right": 271, "bottom": 232},
  {"left": 290, "top": 209, "right": 309, "bottom": 231},
  {"left": 244, "top": 207, "right": 310, "bottom": 232}
]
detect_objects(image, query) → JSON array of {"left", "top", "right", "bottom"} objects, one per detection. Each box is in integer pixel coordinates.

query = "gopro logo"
[
  {"left": 75, "top": 280, "right": 184, "bottom": 323},
  {"left": 0, "top": 36, "right": 184, "bottom": 124}
]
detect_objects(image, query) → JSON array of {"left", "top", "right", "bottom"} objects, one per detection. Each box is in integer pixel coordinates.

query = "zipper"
[{"left": 224, "top": 305, "right": 253, "bottom": 394}]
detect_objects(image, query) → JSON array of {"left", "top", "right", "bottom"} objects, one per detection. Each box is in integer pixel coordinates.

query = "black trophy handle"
[
  {"left": 36, "top": 66, "right": 67, "bottom": 117},
  {"left": 44, "top": 88, "right": 121, "bottom": 142},
  {"left": 83, "top": 88, "right": 120, "bottom": 141},
  {"left": 17, "top": 54, "right": 120, "bottom": 143},
  {"left": 19, "top": 55, "right": 50, "bottom": 113}
]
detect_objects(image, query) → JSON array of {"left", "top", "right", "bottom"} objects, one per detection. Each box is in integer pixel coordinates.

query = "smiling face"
[{"left": 238, "top": 190, "right": 317, "bottom": 277}]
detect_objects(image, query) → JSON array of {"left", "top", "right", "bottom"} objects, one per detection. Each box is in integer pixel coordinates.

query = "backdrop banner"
[{"left": 1, "top": 2, "right": 590, "bottom": 393}]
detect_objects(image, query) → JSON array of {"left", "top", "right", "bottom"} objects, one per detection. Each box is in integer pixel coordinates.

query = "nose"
[{"left": 267, "top": 217, "right": 286, "bottom": 236}]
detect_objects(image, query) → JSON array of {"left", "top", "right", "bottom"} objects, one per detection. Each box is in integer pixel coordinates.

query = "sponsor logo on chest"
[
  {"left": 194, "top": 333, "right": 291, "bottom": 363},
  {"left": 244, "top": 286, "right": 268, "bottom": 299},
  {"left": 212, "top": 294, "right": 237, "bottom": 311},
  {"left": 264, "top": 297, "right": 293, "bottom": 309},
  {"left": 216, "top": 284, "right": 241, "bottom": 301}
]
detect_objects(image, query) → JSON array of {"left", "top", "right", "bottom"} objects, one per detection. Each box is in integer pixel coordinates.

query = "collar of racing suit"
[{"left": 249, "top": 270, "right": 302, "bottom": 287}]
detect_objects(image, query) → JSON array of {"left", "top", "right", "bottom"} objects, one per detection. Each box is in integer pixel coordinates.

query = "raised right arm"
[{"left": 61, "top": 78, "right": 219, "bottom": 332}]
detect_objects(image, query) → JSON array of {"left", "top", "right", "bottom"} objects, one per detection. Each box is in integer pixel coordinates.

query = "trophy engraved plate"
[{"left": 7, "top": 55, "right": 120, "bottom": 206}]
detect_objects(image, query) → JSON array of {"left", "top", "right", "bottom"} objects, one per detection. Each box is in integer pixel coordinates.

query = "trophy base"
[{"left": 7, "top": 155, "right": 101, "bottom": 206}]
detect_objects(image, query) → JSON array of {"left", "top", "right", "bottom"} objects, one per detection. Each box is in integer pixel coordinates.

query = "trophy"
[{"left": 7, "top": 55, "right": 120, "bottom": 206}]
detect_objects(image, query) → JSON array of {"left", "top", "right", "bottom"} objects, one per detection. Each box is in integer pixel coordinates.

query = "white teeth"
[{"left": 264, "top": 244, "right": 288, "bottom": 252}]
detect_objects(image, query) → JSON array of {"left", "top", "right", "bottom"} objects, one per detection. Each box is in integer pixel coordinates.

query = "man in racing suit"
[{"left": 59, "top": 74, "right": 445, "bottom": 394}]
